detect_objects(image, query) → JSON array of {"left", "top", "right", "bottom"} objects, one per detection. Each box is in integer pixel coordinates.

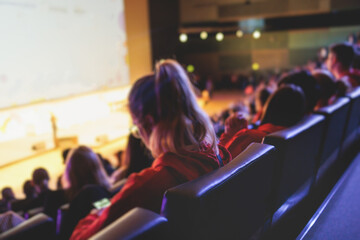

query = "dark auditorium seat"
[
  {"left": 262, "top": 114, "right": 325, "bottom": 238},
  {"left": 314, "top": 97, "right": 350, "bottom": 187},
  {"left": 0, "top": 213, "right": 54, "bottom": 240},
  {"left": 297, "top": 152, "right": 360, "bottom": 240},
  {"left": 89, "top": 207, "right": 169, "bottom": 240},
  {"left": 341, "top": 87, "right": 360, "bottom": 157},
  {"left": 161, "top": 143, "right": 277, "bottom": 240}
]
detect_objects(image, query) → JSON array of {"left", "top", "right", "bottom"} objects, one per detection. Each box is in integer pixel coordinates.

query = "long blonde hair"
[{"left": 129, "top": 59, "right": 218, "bottom": 158}]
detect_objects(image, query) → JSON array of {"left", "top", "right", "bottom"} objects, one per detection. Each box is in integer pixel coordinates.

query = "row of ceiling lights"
[{"left": 179, "top": 30, "right": 262, "bottom": 43}]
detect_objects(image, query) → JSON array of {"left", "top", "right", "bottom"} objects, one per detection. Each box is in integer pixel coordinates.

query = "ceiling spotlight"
[
  {"left": 216, "top": 32, "right": 224, "bottom": 42},
  {"left": 200, "top": 31, "right": 208, "bottom": 40},
  {"left": 236, "top": 30, "right": 244, "bottom": 38},
  {"left": 179, "top": 33, "right": 188, "bottom": 43},
  {"left": 252, "top": 30, "right": 261, "bottom": 39}
]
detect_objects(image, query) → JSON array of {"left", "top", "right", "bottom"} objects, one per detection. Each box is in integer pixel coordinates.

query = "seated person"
[
  {"left": 312, "top": 69, "right": 337, "bottom": 110},
  {"left": 110, "top": 134, "right": 153, "bottom": 184},
  {"left": 48, "top": 146, "right": 112, "bottom": 239},
  {"left": 278, "top": 70, "right": 319, "bottom": 113},
  {"left": 70, "top": 59, "right": 231, "bottom": 240},
  {"left": 25, "top": 168, "right": 51, "bottom": 211},
  {"left": 220, "top": 84, "right": 306, "bottom": 158},
  {"left": 0, "top": 188, "right": 16, "bottom": 213},
  {"left": 11, "top": 180, "right": 38, "bottom": 213},
  {"left": 326, "top": 42, "right": 360, "bottom": 90}
]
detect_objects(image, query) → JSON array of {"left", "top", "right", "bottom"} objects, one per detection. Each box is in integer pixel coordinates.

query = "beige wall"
[{"left": 124, "top": 0, "right": 152, "bottom": 83}]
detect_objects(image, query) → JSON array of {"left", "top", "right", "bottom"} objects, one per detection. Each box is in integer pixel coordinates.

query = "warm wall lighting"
[
  {"left": 253, "top": 30, "right": 261, "bottom": 39},
  {"left": 200, "top": 31, "right": 208, "bottom": 40},
  {"left": 179, "top": 33, "right": 188, "bottom": 43},
  {"left": 236, "top": 30, "right": 244, "bottom": 38},
  {"left": 216, "top": 32, "right": 224, "bottom": 42}
]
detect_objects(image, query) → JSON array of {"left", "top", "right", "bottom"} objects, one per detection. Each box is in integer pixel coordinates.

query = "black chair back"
[
  {"left": 263, "top": 115, "right": 325, "bottom": 225},
  {"left": 342, "top": 87, "right": 360, "bottom": 155},
  {"left": 89, "top": 207, "right": 169, "bottom": 240},
  {"left": 314, "top": 97, "right": 350, "bottom": 185},
  {"left": 161, "top": 143, "right": 277, "bottom": 240}
]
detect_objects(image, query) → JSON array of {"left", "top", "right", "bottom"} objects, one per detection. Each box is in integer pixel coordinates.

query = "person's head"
[
  {"left": 1, "top": 187, "right": 15, "bottom": 202},
  {"left": 62, "top": 146, "right": 111, "bottom": 200},
  {"left": 23, "top": 180, "right": 37, "bottom": 199},
  {"left": 326, "top": 43, "right": 354, "bottom": 73},
  {"left": 32, "top": 168, "right": 50, "bottom": 193},
  {"left": 128, "top": 59, "right": 218, "bottom": 157},
  {"left": 312, "top": 69, "right": 336, "bottom": 108},
  {"left": 261, "top": 84, "right": 306, "bottom": 127},
  {"left": 278, "top": 70, "right": 319, "bottom": 113}
]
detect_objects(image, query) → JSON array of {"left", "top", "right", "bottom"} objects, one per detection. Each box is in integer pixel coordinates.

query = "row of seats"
[{"left": 1, "top": 87, "right": 359, "bottom": 240}]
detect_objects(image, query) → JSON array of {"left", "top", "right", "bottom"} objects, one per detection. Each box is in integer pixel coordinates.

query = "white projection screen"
[{"left": 0, "top": 0, "right": 129, "bottom": 109}]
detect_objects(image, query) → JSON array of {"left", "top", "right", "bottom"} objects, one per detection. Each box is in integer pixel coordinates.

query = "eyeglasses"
[{"left": 129, "top": 124, "right": 141, "bottom": 139}]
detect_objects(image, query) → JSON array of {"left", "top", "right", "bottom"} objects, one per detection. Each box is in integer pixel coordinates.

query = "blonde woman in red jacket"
[{"left": 70, "top": 59, "right": 231, "bottom": 240}]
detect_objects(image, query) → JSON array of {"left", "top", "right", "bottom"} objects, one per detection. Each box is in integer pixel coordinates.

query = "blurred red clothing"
[
  {"left": 219, "top": 123, "right": 285, "bottom": 158},
  {"left": 70, "top": 145, "right": 231, "bottom": 240}
]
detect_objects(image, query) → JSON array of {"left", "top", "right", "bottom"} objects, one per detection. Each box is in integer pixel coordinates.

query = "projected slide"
[{"left": 0, "top": 0, "right": 129, "bottom": 109}]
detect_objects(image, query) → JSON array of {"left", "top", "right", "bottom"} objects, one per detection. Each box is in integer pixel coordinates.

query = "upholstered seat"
[
  {"left": 89, "top": 207, "right": 169, "bottom": 240},
  {"left": 263, "top": 114, "right": 325, "bottom": 238},
  {"left": 314, "top": 97, "right": 350, "bottom": 186},
  {"left": 341, "top": 87, "right": 360, "bottom": 157},
  {"left": 161, "top": 143, "right": 277, "bottom": 240}
]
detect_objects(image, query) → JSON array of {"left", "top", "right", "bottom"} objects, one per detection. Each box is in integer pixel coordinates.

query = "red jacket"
[
  {"left": 70, "top": 145, "right": 231, "bottom": 240},
  {"left": 219, "top": 123, "right": 285, "bottom": 158}
]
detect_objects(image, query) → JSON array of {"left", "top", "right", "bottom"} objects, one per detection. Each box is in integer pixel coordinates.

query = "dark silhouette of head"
[
  {"left": 261, "top": 84, "right": 306, "bottom": 127},
  {"left": 1, "top": 187, "right": 15, "bottom": 202},
  {"left": 23, "top": 180, "right": 37, "bottom": 199},
  {"left": 278, "top": 71, "right": 319, "bottom": 113},
  {"left": 32, "top": 168, "right": 50, "bottom": 193},
  {"left": 312, "top": 70, "right": 336, "bottom": 108},
  {"left": 329, "top": 43, "right": 354, "bottom": 69}
]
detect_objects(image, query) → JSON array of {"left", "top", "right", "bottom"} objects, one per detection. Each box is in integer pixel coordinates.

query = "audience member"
[
  {"left": 70, "top": 59, "right": 231, "bottom": 240},
  {"left": 25, "top": 168, "right": 51, "bottom": 211},
  {"left": 220, "top": 84, "right": 306, "bottom": 158},
  {"left": 46, "top": 146, "right": 112, "bottom": 239},
  {"left": 278, "top": 70, "right": 319, "bottom": 113},
  {"left": 10, "top": 180, "right": 38, "bottom": 213},
  {"left": 326, "top": 43, "right": 360, "bottom": 90},
  {"left": 110, "top": 134, "right": 153, "bottom": 183},
  {"left": 45, "top": 147, "right": 110, "bottom": 218},
  {"left": 0, "top": 188, "right": 16, "bottom": 213},
  {"left": 312, "top": 69, "right": 337, "bottom": 110}
]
